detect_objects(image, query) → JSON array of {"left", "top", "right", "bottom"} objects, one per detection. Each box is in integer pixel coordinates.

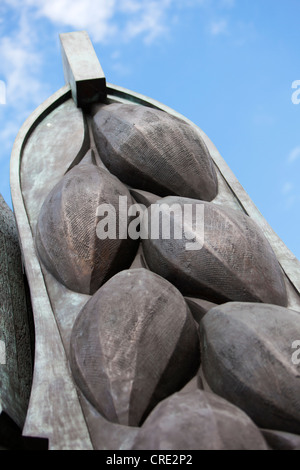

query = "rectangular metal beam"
[{"left": 60, "top": 31, "right": 107, "bottom": 108}]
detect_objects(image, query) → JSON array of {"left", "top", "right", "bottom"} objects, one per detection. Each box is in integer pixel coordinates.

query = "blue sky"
[{"left": 0, "top": 0, "right": 299, "bottom": 259}]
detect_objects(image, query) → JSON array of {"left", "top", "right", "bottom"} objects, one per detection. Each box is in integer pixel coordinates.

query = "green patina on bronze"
[{"left": 0, "top": 194, "right": 33, "bottom": 448}]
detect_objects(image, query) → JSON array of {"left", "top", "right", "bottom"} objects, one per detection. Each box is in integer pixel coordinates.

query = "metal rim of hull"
[{"left": 10, "top": 82, "right": 300, "bottom": 449}]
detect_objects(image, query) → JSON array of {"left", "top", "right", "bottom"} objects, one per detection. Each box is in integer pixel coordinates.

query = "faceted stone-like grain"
[
  {"left": 35, "top": 163, "right": 138, "bottom": 295},
  {"left": 142, "top": 197, "right": 287, "bottom": 306},
  {"left": 92, "top": 103, "right": 218, "bottom": 201},
  {"left": 0, "top": 194, "right": 33, "bottom": 444},
  {"left": 199, "top": 302, "right": 300, "bottom": 434},
  {"left": 261, "top": 429, "right": 300, "bottom": 450},
  {"left": 70, "top": 268, "right": 200, "bottom": 427},
  {"left": 131, "top": 390, "right": 268, "bottom": 450},
  {"left": 185, "top": 297, "right": 218, "bottom": 325}
]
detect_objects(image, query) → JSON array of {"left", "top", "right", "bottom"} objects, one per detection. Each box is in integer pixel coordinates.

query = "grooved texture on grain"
[
  {"left": 199, "top": 302, "right": 300, "bottom": 434},
  {"left": 142, "top": 196, "right": 288, "bottom": 306},
  {"left": 70, "top": 269, "right": 200, "bottom": 427},
  {"left": 92, "top": 103, "right": 218, "bottom": 201},
  {"left": 0, "top": 194, "right": 33, "bottom": 432},
  {"left": 132, "top": 389, "right": 268, "bottom": 450},
  {"left": 35, "top": 164, "right": 138, "bottom": 295}
]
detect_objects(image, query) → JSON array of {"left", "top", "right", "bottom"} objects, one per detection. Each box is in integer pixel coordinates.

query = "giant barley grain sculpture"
[{"left": 7, "top": 31, "right": 300, "bottom": 450}]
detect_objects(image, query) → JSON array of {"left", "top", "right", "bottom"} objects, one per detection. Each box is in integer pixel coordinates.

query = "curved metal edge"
[
  {"left": 10, "top": 85, "right": 93, "bottom": 450},
  {"left": 106, "top": 83, "right": 300, "bottom": 297},
  {"left": 9, "top": 80, "right": 299, "bottom": 450}
]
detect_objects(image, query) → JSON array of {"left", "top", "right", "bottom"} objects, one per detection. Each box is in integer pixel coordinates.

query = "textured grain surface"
[
  {"left": 35, "top": 163, "right": 138, "bottom": 295},
  {"left": 21, "top": 98, "right": 89, "bottom": 234},
  {"left": 0, "top": 194, "right": 33, "bottom": 436},
  {"left": 131, "top": 389, "right": 268, "bottom": 450},
  {"left": 70, "top": 268, "right": 200, "bottom": 427},
  {"left": 11, "top": 87, "right": 94, "bottom": 450},
  {"left": 79, "top": 393, "right": 139, "bottom": 450},
  {"left": 199, "top": 302, "right": 300, "bottom": 434},
  {"left": 11, "top": 35, "right": 300, "bottom": 449},
  {"left": 92, "top": 103, "right": 218, "bottom": 201},
  {"left": 185, "top": 297, "right": 218, "bottom": 325},
  {"left": 261, "top": 429, "right": 300, "bottom": 450},
  {"left": 130, "top": 188, "right": 161, "bottom": 208},
  {"left": 142, "top": 196, "right": 288, "bottom": 306}
]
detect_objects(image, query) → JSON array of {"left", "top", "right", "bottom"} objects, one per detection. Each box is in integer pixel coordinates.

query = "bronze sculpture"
[{"left": 2, "top": 30, "right": 299, "bottom": 450}]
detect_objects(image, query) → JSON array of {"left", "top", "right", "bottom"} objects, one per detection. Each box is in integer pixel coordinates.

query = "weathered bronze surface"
[
  {"left": 131, "top": 389, "right": 268, "bottom": 450},
  {"left": 70, "top": 268, "right": 199, "bottom": 428},
  {"left": 8, "top": 31, "right": 300, "bottom": 450},
  {"left": 0, "top": 195, "right": 33, "bottom": 449},
  {"left": 92, "top": 103, "right": 218, "bottom": 201},
  {"left": 21, "top": 95, "right": 89, "bottom": 235},
  {"left": 199, "top": 302, "right": 300, "bottom": 434},
  {"left": 35, "top": 163, "right": 138, "bottom": 295},
  {"left": 60, "top": 31, "right": 106, "bottom": 107},
  {"left": 261, "top": 429, "right": 300, "bottom": 450},
  {"left": 142, "top": 196, "right": 288, "bottom": 306},
  {"left": 184, "top": 297, "right": 217, "bottom": 325}
]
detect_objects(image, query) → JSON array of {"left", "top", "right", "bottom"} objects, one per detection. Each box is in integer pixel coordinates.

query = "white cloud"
[
  {"left": 19, "top": 0, "right": 173, "bottom": 44},
  {"left": 284, "top": 194, "right": 297, "bottom": 210},
  {"left": 2, "top": 0, "right": 238, "bottom": 47},
  {"left": 0, "top": 0, "right": 242, "bottom": 209},
  {"left": 220, "top": 0, "right": 235, "bottom": 8},
  {"left": 0, "top": 119, "right": 21, "bottom": 151},
  {"left": 288, "top": 146, "right": 300, "bottom": 164},
  {"left": 0, "top": 5, "right": 51, "bottom": 207},
  {"left": 0, "top": 81, "right": 5, "bottom": 105},
  {"left": 281, "top": 182, "right": 294, "bottom": 195},
  {"left": 280, "top": 181, "right": 299, "bottom": 211},
  {"left": 123, "top": 0, "right": 172, "bottom": 44},
  {"left": 281, "top": 151, "right": 300, "bottom": 211},
  {"left": 0, "top": 9, "right": 48, "bottom": 109},
  {"left": 25, "top": 0, "right": 117, "bottom": 43},
  {"left": 209, "top": 19, "right": 228, "bottom": 36},
  {"left": 111, "top": 61, "right": 132, "bottom": 77}
]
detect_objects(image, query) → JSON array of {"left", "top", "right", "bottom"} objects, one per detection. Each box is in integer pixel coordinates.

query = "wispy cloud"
[
  {"left": 0, "top": 0, "right": 239, "bottom": 208},
  {"left": 281, "top": 148, "right": 300, "bottom": 211},
  {"left": 209, "top": 18, "right": 228, "bottom": 36},
  {"left": 281, "top": 181, "right": 298, "bottom": 210},
  {"left": 281, "top": 181, "right": 294, "bottom": 195},
  {"left": 20, "top": 0, "right": 173, "bottom": 45},
  {"left": 7, "top": 0, "right": 238, "bottom": 45},
  {"left": 0, "top": 0, "right": 239, "bottom": 116},
  {"left": 24, "top": 0, "right": 117, "bottom": 43},
  {"left": 0, "top": 3, "right": 51, "bottom": 204},
  {"left": 288, "top": 146, "right": 300, "bottom": 164},
  {"left": 220, "top": 0, "right": 235, "bottom": 8},
  {"left": 122, "top": 0, "right": 172, "bottom": 44},
  {"left": 0, "top": 7, "right": 49, "bottom": 110}
]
